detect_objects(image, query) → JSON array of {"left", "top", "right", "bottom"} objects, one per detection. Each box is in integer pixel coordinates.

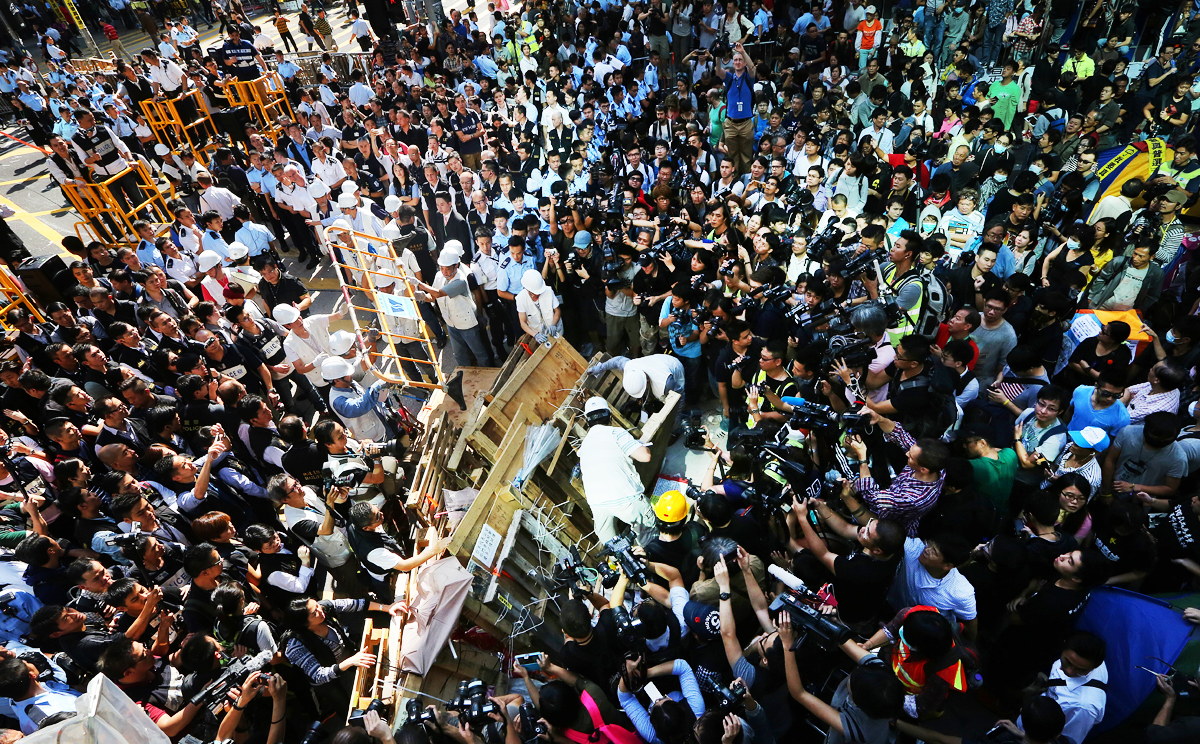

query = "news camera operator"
[
  {"left": 731, "top": 340, "right": 797, "bottom": 435},
  {"left": 558, "top": 230, "right": 606, "bottom": 355}
]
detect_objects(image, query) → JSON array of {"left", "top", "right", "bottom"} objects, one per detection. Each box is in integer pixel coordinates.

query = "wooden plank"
[
  {"left": 447, "top": 407, "right": 532, "bottom": 558},
  {"left": 636, "top": 390, "right": 681, "bottom": 491},
  {"left": 493, "top": 342, "right": 551, "bottom": 408},
  {"left": 545, "top": 415, "right": 574, "bottom": 476},
  {"left": 447, "top": 394, "right": 487, "bottom": 470}
]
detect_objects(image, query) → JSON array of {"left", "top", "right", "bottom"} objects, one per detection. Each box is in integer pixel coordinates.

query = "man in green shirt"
[
  {"left": 962, "top": 426, "right": 1019, "bottom": 514},
  {"left": 989, "top": 60, "right": 1023, "bottom": 129}
]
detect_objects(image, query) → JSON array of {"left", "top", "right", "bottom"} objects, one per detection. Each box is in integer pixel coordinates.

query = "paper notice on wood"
[{"left": 472, "top": 523, "right": 502, "bottom": 567}]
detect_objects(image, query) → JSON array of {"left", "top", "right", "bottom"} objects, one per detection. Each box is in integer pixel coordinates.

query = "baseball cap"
[
  {"left": 1069, "top": 427, "right": 1110, "bottom": 452},
  {"left": 1167, "top": 189, "right": 1189, "bottom": 205}
]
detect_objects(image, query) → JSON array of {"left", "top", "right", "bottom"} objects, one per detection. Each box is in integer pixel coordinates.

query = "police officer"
[
  {"left": 71, "top": 109, "right": 145, "bottom": 221},
  {"left": 495, "top": 234, "right": 538, "bottom": 336}
]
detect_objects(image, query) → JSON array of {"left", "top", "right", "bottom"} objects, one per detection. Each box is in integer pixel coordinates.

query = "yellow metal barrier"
[
  {"left": 139, "top": 90, "right": 217, "bottom": 163},
  {"left": 319, "top": 224, "right": 445, "bottom": 391},
  {"left": 63, "top": 160, "right": 173, "bottom": 248},
  {"left": 0, "top": 266, "right": 47, "bottom": 327},
  {"left": 226, "top": 71, "right": 296, "bottom": 144}
]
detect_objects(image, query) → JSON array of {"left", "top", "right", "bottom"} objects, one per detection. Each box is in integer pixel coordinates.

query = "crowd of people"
[{"left": 3, "top": 0, "right": 1200, "bottom": 742}]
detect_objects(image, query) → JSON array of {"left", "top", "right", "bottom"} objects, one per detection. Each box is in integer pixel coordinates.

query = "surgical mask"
[
  {"left": 922, "top": 220, "right": 937, "bottom": 232},
  {"left": 1030, "top": 165, "right": 1043, "bottom": 175},
  {"left": 992, "top": 172, "right": 1006, "bottom": 182},
  {"left": 1066, "top": 239, "right": 1080, "bottom": 250},
  {"left": 994, "top": 143, "right": 1007, "bottom": 154},
  {"left": 1167, "top": 330, "right": 1178, "bottom": 344}
]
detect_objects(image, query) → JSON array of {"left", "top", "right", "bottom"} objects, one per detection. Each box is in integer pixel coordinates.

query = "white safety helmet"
[
  {"left": 622, "top": 368, "right": 648, "bottom": 399},
  {"left": 321, "top": 355, "right": 355, "bottom": 381},
  {"left": 329, "top": 330, "right": 356, "bottom": 356}
]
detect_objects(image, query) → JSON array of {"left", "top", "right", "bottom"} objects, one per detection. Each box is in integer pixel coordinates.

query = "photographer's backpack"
[{"left": 916, "top": 270, "right": 951, "bottom": 339}]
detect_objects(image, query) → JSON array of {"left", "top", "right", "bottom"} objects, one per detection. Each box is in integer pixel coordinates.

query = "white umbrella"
[{"left": 512, "top": 424, "right": 563, "bottom": 491}]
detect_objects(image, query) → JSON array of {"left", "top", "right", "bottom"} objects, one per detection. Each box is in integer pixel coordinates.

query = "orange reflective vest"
[{"left": 890, "top": 606, "right": 968, "bottom": 694}]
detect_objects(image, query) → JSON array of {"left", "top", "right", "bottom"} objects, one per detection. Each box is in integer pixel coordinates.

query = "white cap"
[
  {"left": 338, "top": 194, "right": 359, "bottom": 209},
  {"left": 154, "top": 143, "right": 170, "bottom": 156},
  {"left": 623, "top": 367, "right": 648, "bottom": 398},
  {"left": 382, "top": 222, "right": 401, "bottom": 240},
  {"left": 273, "top": 304, "right": 301, "bottom": 324},
  {"left": 865, "top": 4, "right": 877, "bottom": 12},
  {"left": 341, "top": 182, "right": 358, "bottom": 195},
  {"left": 1069, "top": 426, "right": 1110, "bottom": 452},
  {"left": 329, "top": 330, "right": 356, "bottom": 356},
  {"left": 196, "top": 250, "right": 222, "bottom": 272},
  {"left": 584, "top": 397, "right": 610, "bottom": 415},
  {"left": 437, "top": 250, "right": 460, "bottom": 267},
  {"left": 321, "top": 355, "right": 355, "bottom": 380},
  {"left": 309, "top": 180, "right": 330, "bottom": 198},
  {"left": 521, "top": 269, "right": 546, "bottom": 293},
  {"left": 227, "top": 242, "right": 249, "bottom": 261},
  {"left": 384, "top": 195, "right": 402, "bottom": 212},
  {"left": 331, "top": 218, "right": 352, "bottom": 232}
]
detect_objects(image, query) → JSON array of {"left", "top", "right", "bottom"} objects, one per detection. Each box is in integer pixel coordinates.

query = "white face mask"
[
  {"left": 994, "top": 144, "right": 1007, "bottom": 154},
  {"left": 922, "top": 220, "right": 937, "bottom": 232},
  {"left": 1030, "top": 165, "right": 1043, "bottom": 175},
  {"left": 1066, "top": 239, "right": 1080, "bottom": 250},
  {"left": 993, "top": 172, "right": 1006, "bottom": 182}
]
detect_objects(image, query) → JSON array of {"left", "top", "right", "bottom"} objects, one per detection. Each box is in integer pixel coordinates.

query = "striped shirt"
[
  {"left": 283, "top": 598, "right": 367, "bottom": 685},
  {"left": 854, "top": 423, "right": 944, "bottom": 536},
  {"left": 313, "top": 17, "right": 333, "bottom": 38}
]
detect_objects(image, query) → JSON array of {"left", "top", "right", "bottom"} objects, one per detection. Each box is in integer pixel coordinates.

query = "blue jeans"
[
  {"left": 924, "top": 15, "right": 945, "bottom": 66},
  {"left": 448, "top": 324, "right": 489, "bottom": 367},
  {"left": 983, "top": 22, "right": 1005, "bottom": 66}
]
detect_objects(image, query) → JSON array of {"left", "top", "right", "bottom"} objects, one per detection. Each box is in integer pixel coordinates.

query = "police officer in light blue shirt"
[
  {"left": 476, "top": 55, "right": 498, "bottom": 79},
  {"left": 234, "top": 205, "right": 276, "bottom": 257},
  {"left": 0, "top": 66, "right": 17, "bottom": 94}
]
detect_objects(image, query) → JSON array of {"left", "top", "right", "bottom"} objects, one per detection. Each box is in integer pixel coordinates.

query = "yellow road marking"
[{"left": 0, "top": 175, "right": 50, "bottom": 186}]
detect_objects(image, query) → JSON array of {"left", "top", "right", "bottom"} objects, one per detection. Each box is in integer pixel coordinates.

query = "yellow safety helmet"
[{"left": 655, "top": 490, "right": 688, "bottom": 523}]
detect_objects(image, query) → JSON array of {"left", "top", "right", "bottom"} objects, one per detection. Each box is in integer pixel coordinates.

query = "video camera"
[
  {"left": 742, "top": 484, "right": 794, "bottom": 518},
  {"left": 596, "top": 537, "right": 650, "bottom": 588},
  {"left": 787, "top": 401, "right": 869, "bottom": 434},
  {"left": 189, "top": 649, "right": 274, "bottom": 713},
  {"left": 840, "top": 247, "right": 888, "bottom": 278},
  {"left": 767, "top": 565, "right": 851, "bottom": 652},
  {"left": 821, "top": 335, "right": 878, "bottom": 373}
]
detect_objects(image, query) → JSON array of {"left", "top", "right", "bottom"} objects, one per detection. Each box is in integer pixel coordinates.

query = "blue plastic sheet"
[{"left": 1075, "top": 586, "right": 1195, "bottom": 736}]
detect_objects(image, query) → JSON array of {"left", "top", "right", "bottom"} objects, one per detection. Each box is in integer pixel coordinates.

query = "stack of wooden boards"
[{"left": 390, "top": 335, "right": 680, "bottom": 722}]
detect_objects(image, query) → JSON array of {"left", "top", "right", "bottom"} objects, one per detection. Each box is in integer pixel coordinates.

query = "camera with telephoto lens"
[
  {"left": 767, "top": 565, "right": 852, "bottom": 652},
  {"left": 808, "top": 222, "right": 846, "bottom": 255},
  {"left": 611, "top": 605, "right": 644, "bottom": 647},
  {"left": 362, "top": 438, "right": 404, "bottom": 458},
  {"left": 324, "top": 458, "right": 372, "bottom": 491},
  {"left": 407, "top": 697, "right": 439, "bottom": 725},
  {"left": 684, "top": 478, "right": 712, "bottom": 501},
  {"left": 349, "top": 699, "right": 388, "bottom": 728},
  {"left": 188, "top": 649, "right": 275, "bottom": 713},
  {"left": 103, "top": 521, "right": 143, "bottom": 547},
  {"left": 518, "top": 703, "right": 549, "bottom": 744},
  {"left": 714, "top": 679, "right": 747, "bottom": 713},
  {"left": 718, "top": 257, "right": 738, "bottom": 277},
  {"left": 840, "top": 246, "right": 888, "bottom": 278},
  {"left": 787, "top": 401, "right": 868, "bottom": 434},
  {"left": 448, "top": 679, "right": 500, "bottom": 728},
  {"left": 785, "top": 298, "right": 840, "bottom": 328}
]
